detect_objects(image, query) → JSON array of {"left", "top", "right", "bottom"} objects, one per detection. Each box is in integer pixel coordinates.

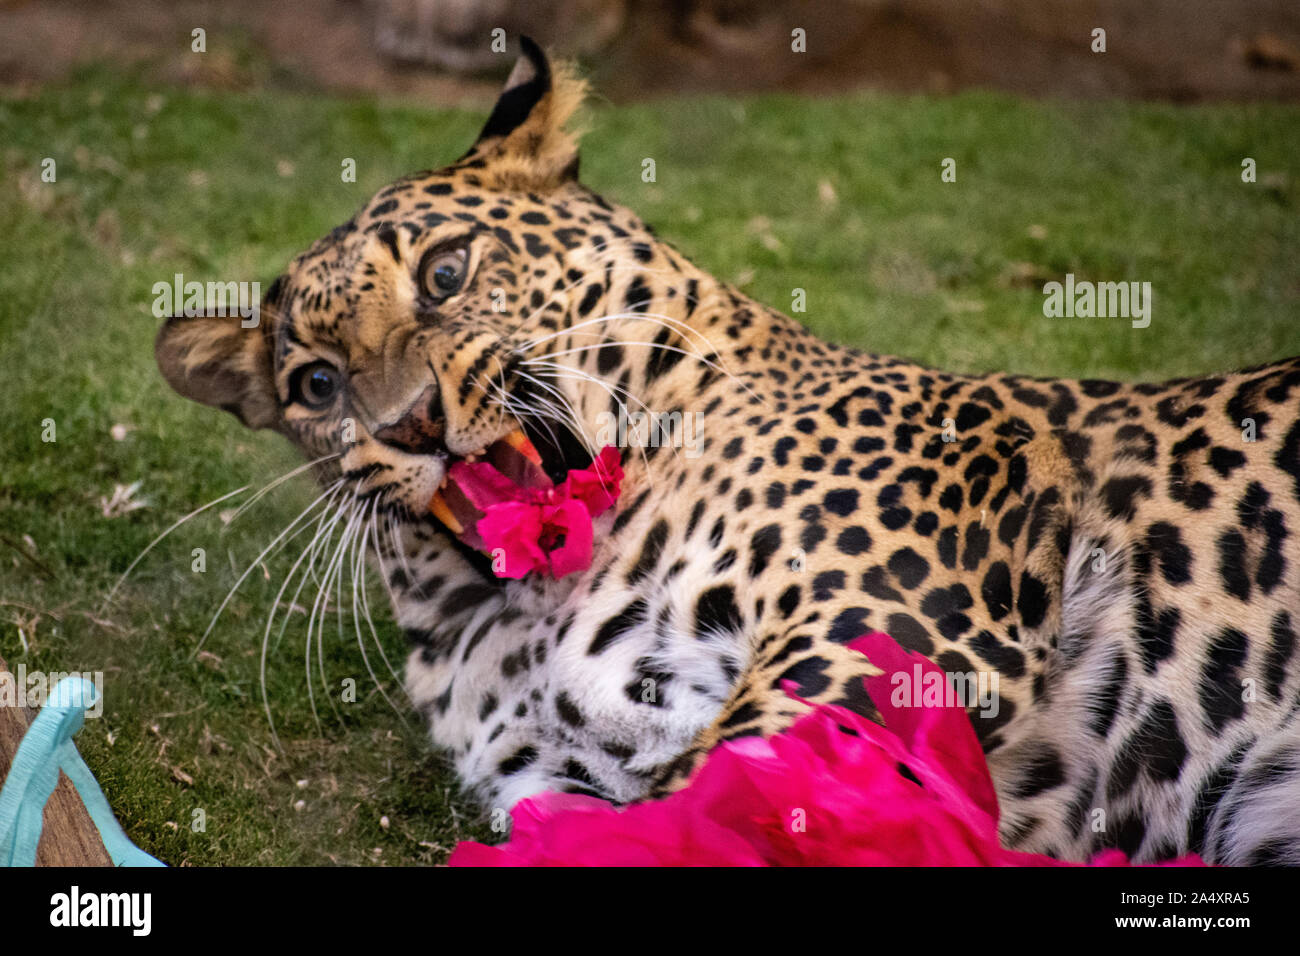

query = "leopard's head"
[{"left": 156, "top": 39, "right": 711, "bottom": 571}]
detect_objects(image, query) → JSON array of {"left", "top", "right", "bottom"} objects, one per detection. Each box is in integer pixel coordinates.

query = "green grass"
[{"left": 1, "top": 65, "right": 1297, "bottom": 865}]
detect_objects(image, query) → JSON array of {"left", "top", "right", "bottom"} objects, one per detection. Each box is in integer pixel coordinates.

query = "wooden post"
[{"left": 0, "top": 655, "right": 113, "bottom": 866}]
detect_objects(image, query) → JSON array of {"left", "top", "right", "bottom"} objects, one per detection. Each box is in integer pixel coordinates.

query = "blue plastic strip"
[{"left": 0, "top": 676, "right": 164, "bottom": 867}]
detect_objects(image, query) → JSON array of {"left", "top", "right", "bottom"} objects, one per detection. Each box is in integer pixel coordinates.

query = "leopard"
[{"left": 155, "top": 38, "right": 1300, "bottom": 864}]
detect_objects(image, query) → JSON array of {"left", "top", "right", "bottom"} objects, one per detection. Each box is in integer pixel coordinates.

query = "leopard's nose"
[{"left": 372, "top": 384, "right": 446, "bottom": 456}]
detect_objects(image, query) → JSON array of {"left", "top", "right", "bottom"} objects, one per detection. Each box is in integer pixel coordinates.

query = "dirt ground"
[{"left": 0, "top": 0, "right": 1297, "bottom": 105}]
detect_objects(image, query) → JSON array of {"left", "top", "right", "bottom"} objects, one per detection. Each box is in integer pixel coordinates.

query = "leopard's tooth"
[
  {"left": 428, "top": 490, "right": 463, "bottom": 534},
  {"left": 503, "top": 428, "right": 543, "bottom": 466}
]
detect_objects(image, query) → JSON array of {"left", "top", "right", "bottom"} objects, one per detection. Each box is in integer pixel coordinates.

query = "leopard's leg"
[
  {"left": 647, "top": 634, "right": 883, "bottom": 796},
  {"left": 1203, "top": 706, "right": 1300, "bottom": 865}
]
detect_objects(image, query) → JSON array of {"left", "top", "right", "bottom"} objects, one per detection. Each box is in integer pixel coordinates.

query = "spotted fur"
[{"left": 157, "top": 39, "right": 1300, "bottom": 863}]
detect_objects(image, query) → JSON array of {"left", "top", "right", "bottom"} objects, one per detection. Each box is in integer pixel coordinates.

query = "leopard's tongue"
[{"left": 428, "top": 430, "right": 550, "bottom": 541}]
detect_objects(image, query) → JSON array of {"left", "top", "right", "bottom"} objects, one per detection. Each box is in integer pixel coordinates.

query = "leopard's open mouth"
[{"left": 426, "top": 422, "right": 594, "bottom": 545}]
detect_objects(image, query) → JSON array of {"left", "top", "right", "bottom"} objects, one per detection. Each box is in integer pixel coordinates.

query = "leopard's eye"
[
  {"left": 290, "top": 361, "right": 341, "bottom": 409},
  {"left": 420, "top": 246, "right": 469, "bottom": 300}
]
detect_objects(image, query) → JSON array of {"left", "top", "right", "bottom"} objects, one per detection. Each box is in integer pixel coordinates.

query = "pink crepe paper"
[
  {"left": 448, "top": 445, "right": 623, "bottom": 580},
  {"left": 450, "top": 631, "right": 1205, "bottom": 867}
]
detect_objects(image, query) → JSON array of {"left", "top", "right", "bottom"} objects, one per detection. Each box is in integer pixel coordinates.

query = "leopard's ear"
[
  {"left": 463, "top": 35, "right": 587, "bottom": 189},
  {"left": 155, "top": 294, "right": 280, "bottom": 431}
]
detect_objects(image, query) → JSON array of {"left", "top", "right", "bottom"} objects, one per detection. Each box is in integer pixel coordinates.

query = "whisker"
[
  {"left": 363, "top": 516, "right": 413, "bottom": 702},
  {"left": 326, "top": 498, "right": 369, "bottom": 725},
  {"left": 306, "top": 492, "right": 360, "bottom": 733},
  {"left": 225, "top": 452, "right": 341, "bottom": 527},
  {"left": 529, "top": 331, "right": 765, "bottom": 411},
  {"left": 528, "top": 361, "right": 672, "bottom": 478},
  {"left": 527, "top": 338, "right": 736, "bottom": 385},
  {"left": 386, "top": 511, "right": 417, "bottom": 587},
  {"left": 350, "top": 500, "right": 406, "bottom": 717},
  {"left": 103, "top": 484, "right": 249, "bottom": 607},
  {"left": 274, "top": 483, "right": 353, "bottom": 661},
  {"left": 513, "top": 365, "right": 650, "bottom": 484},
  {"left": 194, "top": 480, "right": 344, "bottom": 657},
  {"left": 518, "top": 301, "right": 722, "bottom": 358},
  {"left": 259, "top": 489, "right": 351, "bottom": 751},
  {"left": 505, "top": 260, "right": 681, "bottom": 341},
  {"left": 475, "top": 376, "right": 569, "bottom": 458},
  {"left": 503, "top": 370, "right": 599, "bottom": 457}
]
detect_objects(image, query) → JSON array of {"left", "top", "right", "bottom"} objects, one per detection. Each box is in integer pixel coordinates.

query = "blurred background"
[{"left": 2, "top": 0, "right": 1299, "bottom": 104}]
